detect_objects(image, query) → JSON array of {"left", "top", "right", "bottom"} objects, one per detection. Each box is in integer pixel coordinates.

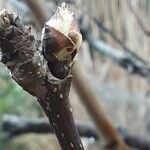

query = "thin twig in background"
[
  {"left": 2, "top": 115, "right": 98, "bottom": 140},
  {"left": 94, "top": 18, "right": 148, "bottom": 64},
  {"left": 94, "top": 18, "right": 133, "bottom": 52},
  {"left": 2, "top": 115, "right": 150, "bottom": 150},
  {"left": 118, "top": 127, "right": 150, "bottom": 150},
  {"left": 81, "top": 28, "right": 150, "bottom": 79}
]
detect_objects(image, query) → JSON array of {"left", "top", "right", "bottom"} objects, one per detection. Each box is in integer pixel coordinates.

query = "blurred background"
[{"left": 0, "top": 0, "right": 150, "bottom": 149}]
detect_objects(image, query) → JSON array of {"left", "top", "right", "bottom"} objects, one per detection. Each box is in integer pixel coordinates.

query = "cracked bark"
[{"left": 0, "top": 8, "right": 84, "bottom": 150}]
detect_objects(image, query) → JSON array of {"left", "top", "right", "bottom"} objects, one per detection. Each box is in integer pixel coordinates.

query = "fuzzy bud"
[{"left": 42, "top": 3, "right": 82, "bottom": 79}]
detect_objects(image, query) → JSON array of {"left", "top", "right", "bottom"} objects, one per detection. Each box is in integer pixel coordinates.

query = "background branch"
[
  {"left": 2, "top": 115, "right": 150, "bottom": 150},
  {"left": 94, "top": 17, "right": 148, "bottom": 63},
  {"left": 73, "top": 64, "right": 128, "bottom": 149},
  {"left": 24, "top": 0, "right": 48, "bottom": 27},
  {"left": 1, "top": 115, "right": 98, "bottom": 140},
  {"left": 81, "top": 28, "right": 150, "bottom": 79},
  {"left": 118, "top": 127, "right": 150, "bottom": 150}
]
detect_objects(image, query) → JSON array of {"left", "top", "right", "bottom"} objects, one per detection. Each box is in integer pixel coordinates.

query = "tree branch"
[{"left": 0, "top": 7, "right": 84, "bottom": 150}]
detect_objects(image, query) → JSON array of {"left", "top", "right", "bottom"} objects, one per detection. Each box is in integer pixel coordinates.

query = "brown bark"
[{"left": 37, "top": 77, "right": 84, "bottom": 150}]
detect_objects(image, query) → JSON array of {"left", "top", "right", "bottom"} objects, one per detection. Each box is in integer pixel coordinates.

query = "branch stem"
[{"left": 38, "top": 78, "right": 84, "bottom": 150}]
